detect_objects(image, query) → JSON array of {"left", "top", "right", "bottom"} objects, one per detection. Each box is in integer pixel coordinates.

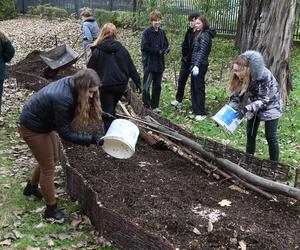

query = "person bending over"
[
  {"left": 18, "top": 69, "right": 104, "bottom": 220},
  {"left": 228, "top": 50, "right": 282, "bottom": 162}
]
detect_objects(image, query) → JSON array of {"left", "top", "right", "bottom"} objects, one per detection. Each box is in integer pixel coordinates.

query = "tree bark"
[{"left": 235, "top": 0, "right": 297, "bottom": 102}]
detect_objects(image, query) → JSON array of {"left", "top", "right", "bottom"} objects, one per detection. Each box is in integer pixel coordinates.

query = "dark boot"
[
  {"left": 44, "top": 203, "right": 69, "bottom": 220},
  {"left": 23, "top": 181, "right": 43, "bottom": 199}
]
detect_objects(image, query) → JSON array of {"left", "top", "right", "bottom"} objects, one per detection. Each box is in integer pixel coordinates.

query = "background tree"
[{"left": 236, "top": 0, "right": 297, "bottom": 103}]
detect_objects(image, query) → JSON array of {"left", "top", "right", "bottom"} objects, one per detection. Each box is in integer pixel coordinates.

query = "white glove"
[{"left": 191, "top": 66, "right": 199, "bottom": 76}]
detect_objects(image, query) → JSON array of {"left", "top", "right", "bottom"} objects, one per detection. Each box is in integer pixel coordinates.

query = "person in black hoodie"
[
  {"left": 171, "top": 12, "right": 200, "bottom": 108},
  {"left": 87, "top": 23, "right": 142, "bottom": 132},
  {"left": 18, "top": 69, "right": 104, "bottom": 220},
  {"left": 141, "top": 10, "right": 169, "bottom": 113},
  {"left": 190, "top": 16, "right": 216, "bottom": 121}
]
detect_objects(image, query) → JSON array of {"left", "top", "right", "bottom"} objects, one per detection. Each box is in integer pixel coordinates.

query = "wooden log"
[
  {"left": 123, "top": 109, "right": 275, "bottom": 200},
  {"left": 150, "top": 132, "right": 276, "bottom": 200},
  {"left": 144, "top": 116, "right": 300, "bottom": 200}
]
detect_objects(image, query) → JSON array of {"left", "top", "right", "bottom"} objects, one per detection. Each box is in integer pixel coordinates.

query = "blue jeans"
[
  {"left": 0, "top": 79, "right": 4, "bottom": 114},
  {"left": 246, "top": 116, "right": 279, "bottom": 161}
]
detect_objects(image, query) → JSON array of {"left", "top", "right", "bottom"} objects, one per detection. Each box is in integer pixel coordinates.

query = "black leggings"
[
  {"left": 101, "top": 84, "right": 127, "bottom": 133},
  {"left": 246, "top": 116, "right": 279, "bottom": 161}
]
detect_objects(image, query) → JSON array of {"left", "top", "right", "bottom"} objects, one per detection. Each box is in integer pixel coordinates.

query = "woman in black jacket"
[
  {"left": 190, "top": 16, "right": 216, "bottom": 121},
  {"left": 18, "top": 69, "right": 104, "bottom": 220},
  {"left": 87, "top": 23, "right": 142, "bottom": 132}
]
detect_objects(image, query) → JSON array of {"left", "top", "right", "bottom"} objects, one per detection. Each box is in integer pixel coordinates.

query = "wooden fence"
[{"left": 16, "top": 0, "right": 300, "bottom": 40}]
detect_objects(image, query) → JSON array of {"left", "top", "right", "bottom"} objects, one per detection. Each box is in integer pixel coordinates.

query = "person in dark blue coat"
[
  {"left": 141, "top": 10, "right": 169, "bottom": 113},
  {"left": 18, "top": 69, "right": 104, "bottom": 220},
  {"left": 190, "top": 16, "right": 216, "bottom": 121},
  {"left": 0, "top": 31, "right": 15, "bottom": 116},
  {"left": 87, "top": 23, "right": 141, "bottom": 132}
]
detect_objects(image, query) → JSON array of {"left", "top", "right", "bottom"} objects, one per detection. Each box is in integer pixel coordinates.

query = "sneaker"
[
  {"left": 171, "top": 100, "right": 182, "bottom": 108},
  {"left": 23, "top": 181, "right": 43, "bottom": 199},
  {"left": 152, "top": 108, "right": 162, "bottom": 114},
  {"left": 44, "top": 204, "right": 69, "bottom": 220},
  {"left": 195, "top": 115, "right": 206, "bottom": 121},
  {"left": 188, "top": 114, "right": 195, "bottom": 119}
]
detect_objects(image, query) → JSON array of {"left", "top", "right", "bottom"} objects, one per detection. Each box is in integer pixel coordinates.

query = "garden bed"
[
  {"left": 62, "top": 130, "right": 300, "bottom": 249},
  {"left": 13, "top": 50, "right": 300, "bottom": 249}
]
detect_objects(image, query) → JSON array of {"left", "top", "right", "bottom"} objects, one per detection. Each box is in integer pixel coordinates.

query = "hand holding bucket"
[
  {"left": 101, "top": 119, "right": 139, "bottom": 159},
  {"left": 211, "top": 104, "right": 243, "bottom": 134}
]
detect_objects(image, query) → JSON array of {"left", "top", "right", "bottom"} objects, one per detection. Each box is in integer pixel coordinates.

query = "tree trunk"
[{"left": 235, "top": 0, "right": 297, "bottom": 103}]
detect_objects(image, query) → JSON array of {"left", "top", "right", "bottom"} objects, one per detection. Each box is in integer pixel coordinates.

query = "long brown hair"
[
  {"left": 195, "top": 16, "right": 210, "bottom": 41},
  {"left": 88, "top": 23, "right": 117, "bottom": 58},
  {"left": 71, "top": 68, "right": 102, "bottom": 130},
  {"left": 228, "top": 55, "right": 251, "bottom": 96}
]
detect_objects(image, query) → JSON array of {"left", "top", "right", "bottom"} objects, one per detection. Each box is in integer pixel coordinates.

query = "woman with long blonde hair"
[
  {"left": 87, "top": 23, "right": 141, "bottom": 132},
  {"left": 228, "top": 51, "right": 282, "bottom": 163},
  {"left": 18, "top": 68, "right": 104, "bottom": 220}
]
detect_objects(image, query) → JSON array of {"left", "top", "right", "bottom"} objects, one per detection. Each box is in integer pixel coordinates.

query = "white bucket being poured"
[
  {"left": 211, "top": 104, "right": 242, "bottom": 134},
  {"left": 101, "top": 119, "right": 139, "bottom": 159}
]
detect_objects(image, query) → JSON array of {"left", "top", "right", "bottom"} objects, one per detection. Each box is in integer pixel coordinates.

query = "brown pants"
[{"left": 18, "top": 125, "right": 59, "bottom": 205}]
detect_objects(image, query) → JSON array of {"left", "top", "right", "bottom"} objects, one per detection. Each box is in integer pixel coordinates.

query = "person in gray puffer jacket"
[
  {"left": 80, "top": 10, "right": 100, "bottom": 60},
  {"left": 228, "top": 50, "right": 282, "bottom": 162}
]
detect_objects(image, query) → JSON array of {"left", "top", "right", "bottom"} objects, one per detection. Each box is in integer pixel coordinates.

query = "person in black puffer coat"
[
  {"left": 190, "top": 16, "right": 216, "bottom": 121},
  {"left": 87, "top": 23, "right": 142, "bottom": 132},
  {"left": 18, "top": 69, "right": 104, "bottom": 220}
]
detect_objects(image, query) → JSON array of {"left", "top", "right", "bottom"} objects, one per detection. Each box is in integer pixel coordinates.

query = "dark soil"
[
  {"left": 15, "top": 50, "right": 300, "bottom": 249},
  {"left": 64, "top": 134, "right": 300, "bottom": 250},
  {"left": 9, "top": 50, "right": 78, "bottom": 91}
]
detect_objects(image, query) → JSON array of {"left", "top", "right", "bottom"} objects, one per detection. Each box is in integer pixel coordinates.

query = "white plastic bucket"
[
  {"left": 211, "top": 104, "right": 241, "bottom": 134},
  {"left": 101, "top": 119, "right": 139, "bottom": 159}
]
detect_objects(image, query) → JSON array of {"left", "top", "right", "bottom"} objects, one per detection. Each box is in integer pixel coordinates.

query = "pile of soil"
[
  {"left": 64, "top": 135, "right": 300, "bottom": 249},
  {"left": 9, "top": 50, "right": 79, "bottom": 91}
]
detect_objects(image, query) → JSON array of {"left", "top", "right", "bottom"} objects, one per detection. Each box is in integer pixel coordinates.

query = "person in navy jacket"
[{"left": 141, "top": 10, "right": 169, "bottom": 113}]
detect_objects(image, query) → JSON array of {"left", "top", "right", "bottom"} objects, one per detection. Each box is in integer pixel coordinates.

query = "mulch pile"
[{"left": 8, "top": 50, "right": 78, "bottom": 91}]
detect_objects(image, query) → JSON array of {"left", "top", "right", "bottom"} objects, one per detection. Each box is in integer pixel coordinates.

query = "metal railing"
[{"left": 15, "top": 0, "right": 300, "bottom": 40}]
